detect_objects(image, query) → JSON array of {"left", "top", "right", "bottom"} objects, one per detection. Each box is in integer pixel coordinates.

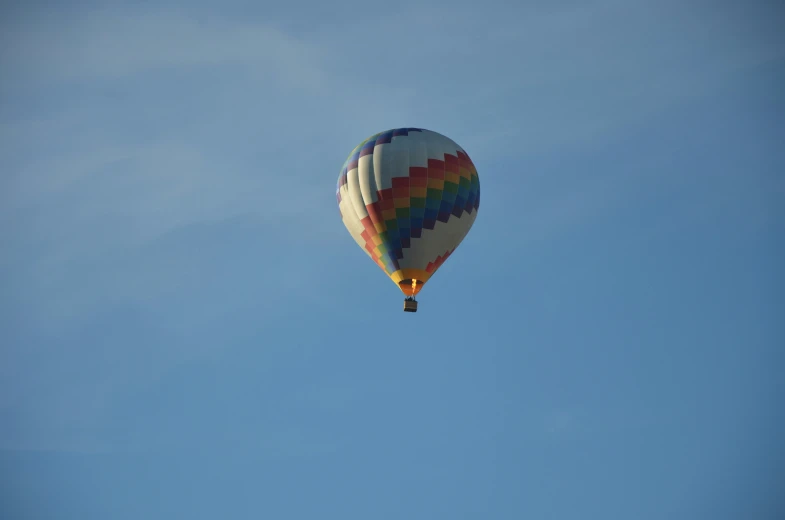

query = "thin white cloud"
[
  {"left": 0, "top": 7, "right": 422, "bottom": 247},
  {"left": 308, "top": 1, "right": 785, "bottom": 158},
  {"left": 2, "top": 141, "right": 265, "bottom": 254},
  {"left": 0, "top": 9, "right": 328, "bottom": 89},
  {"left": 0, "top": 11, "right": 343, "bottom": 251}
]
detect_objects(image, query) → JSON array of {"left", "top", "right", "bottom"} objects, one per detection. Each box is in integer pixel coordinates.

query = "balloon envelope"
[{"left": 336, "top": 128, "right": 480, "bottom": 297}]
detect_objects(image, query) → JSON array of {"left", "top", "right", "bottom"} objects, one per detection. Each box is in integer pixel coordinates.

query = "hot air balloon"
[{"left": 336, "top": 128, "right": 480, "bottom": 312}]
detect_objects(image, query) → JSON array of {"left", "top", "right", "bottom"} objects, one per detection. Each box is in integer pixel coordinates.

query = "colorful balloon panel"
[{"left": 336, "top": 128, "right": 480, "bottom": 296}]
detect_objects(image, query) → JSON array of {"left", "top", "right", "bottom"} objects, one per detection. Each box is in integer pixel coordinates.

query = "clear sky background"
[{"left": 1, "top": 1, "right": 784, "bottom": 519}]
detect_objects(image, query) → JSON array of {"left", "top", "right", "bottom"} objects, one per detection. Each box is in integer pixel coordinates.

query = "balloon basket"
[{"left": 403, "top": 299, "right": 418, "bottom": 313}]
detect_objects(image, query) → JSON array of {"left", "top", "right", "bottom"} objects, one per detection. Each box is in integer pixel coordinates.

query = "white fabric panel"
[
  {"left": 420, "top": 129, "right": 464, "bottom": 159},
  {"left": 398, "top": 211, "right": 478, "bottom": 270},
  {"left": 374, "top": 140, "right": 408, "bottom": 191},
  {"left": 346, "top": 167, "right": 368, "bottom": 220},
  {"left": 406, "top": 133, "right": 430, "bottom": 168},
  {"left": 357, "top": 155, "right": 378, "bottom": 205}
]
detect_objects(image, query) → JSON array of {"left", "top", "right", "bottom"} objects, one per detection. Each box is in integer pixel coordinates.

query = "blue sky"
[{"left": 1, "top": 1, "right": 784, "bottom": 518}]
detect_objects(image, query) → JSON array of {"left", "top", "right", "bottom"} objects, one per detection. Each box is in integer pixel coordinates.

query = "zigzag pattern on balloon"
[
  {"left": 425, "top": 249, "right": 453, "bottom": 274},
  {"left": 336, "top": 128, "right": 480, "bottom": 293},
  {"left": 338, "top": 155, "right": 479, "bottom": 275}
]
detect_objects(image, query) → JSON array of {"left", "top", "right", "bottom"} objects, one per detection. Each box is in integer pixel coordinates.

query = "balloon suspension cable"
[{"left": 411, "top": 279, "right": 418, "bottom": 301}]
